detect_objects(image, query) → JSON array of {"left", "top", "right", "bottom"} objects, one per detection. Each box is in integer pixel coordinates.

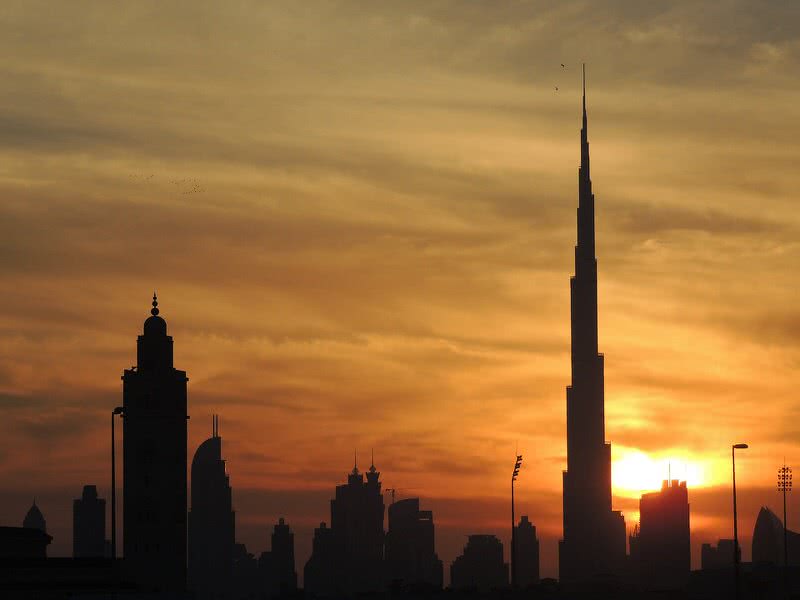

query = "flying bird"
[
  {"left": 555, "top": 86, "right": 559, "bottom": 91},
  {"left": 561, "top": 63, "right": 565, "bottom": 67}
]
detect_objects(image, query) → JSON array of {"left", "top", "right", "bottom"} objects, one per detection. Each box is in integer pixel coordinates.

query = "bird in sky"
[
  {"left": 561, "top": 63, "right": 565, "bottom": 67},
  {"left": 555, "top": 86, "right": 559, "bottom": 91}
]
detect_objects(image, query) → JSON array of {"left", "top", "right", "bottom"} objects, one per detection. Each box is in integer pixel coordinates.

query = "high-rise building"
[
  {"left": 264, "top": 517, "right": 297, "bottom": 597},
  {"left": 189, "top": 415, "right": 235, "bottom": 598},
  {"left": 514, "top": 516, "right": 539, "bottom": 588},
  {"left": 304, "top": 522, "right": 336, "bottom": 597},
  {"left": 559, "top": 66, "right": 626, "bottom": 583},
  {"left": 450, "top": 535, "right": 508, "bottom": 592},
  {"left": 752, "top": 506, "right": 800, "bottom": 566},
  {"left": 122, "top": 294, "right": 189, "bottom": 592},
  {"left": 73, "top": 485, "right": 106, "bottom": 558},
  {"left": 329, "top": 458, "right": 385, "bottom": 594},
  {"left": 385, "top": 498, "right": 443, "bottom": 589},
  {"left": 631, "top": 480, "right": 690, "bottom": 589}
]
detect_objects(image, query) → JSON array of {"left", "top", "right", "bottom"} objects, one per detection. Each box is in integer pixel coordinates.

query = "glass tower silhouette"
[
  {"left": 559, "top": 68, "right": 626, "bottom": 583},
  {"left": 122, "top": 295, "right": 189, "bottom": 592},
  {"left": 189, "top": 415, "right": 235, "bottom": 598}
]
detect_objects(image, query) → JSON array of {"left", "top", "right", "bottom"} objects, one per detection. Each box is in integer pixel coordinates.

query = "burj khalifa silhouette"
[{"left": 559, "top": 66, "right": 626, "bottom": 584}]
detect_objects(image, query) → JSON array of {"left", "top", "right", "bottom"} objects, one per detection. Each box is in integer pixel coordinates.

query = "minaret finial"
[{"left": 151, "top": 291, "right": 159, "bottom": 316}]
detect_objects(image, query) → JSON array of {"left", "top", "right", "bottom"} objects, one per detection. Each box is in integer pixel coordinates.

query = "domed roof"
[
  {"left": 143, "top": 293, "right": 167, "bottom": 336},
  {"left": 23, "top": 500, "right": 46, "bottom": 533},
  {"left": 192, "top": 435, "right": 221, "bottom": 469}
]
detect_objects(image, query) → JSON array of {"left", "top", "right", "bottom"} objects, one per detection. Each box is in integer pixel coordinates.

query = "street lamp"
[
  {"left": 111, "top": 406, "right": 125, "bottom": 561},
  {"left": 732, "top": 443, "right": 748, "bottom": 600},
  {"left": 511, "top": 454, "right": 523, "bottom": 590},
  {"left": 778, "top": 464, "right": 792, "bottom": 597}
]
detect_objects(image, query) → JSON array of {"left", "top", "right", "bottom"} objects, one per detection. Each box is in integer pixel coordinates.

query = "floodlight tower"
[{"left": 778, "top": 463, "right": 792, "bottom": 597}]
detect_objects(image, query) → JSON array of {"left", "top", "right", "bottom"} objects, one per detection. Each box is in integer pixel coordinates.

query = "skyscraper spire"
[
  {"left": 580, "top": 64, "right": 590, "bottom": 186},
  {"left": 582, "top": 63, "right": 587, "bottom": 126}
]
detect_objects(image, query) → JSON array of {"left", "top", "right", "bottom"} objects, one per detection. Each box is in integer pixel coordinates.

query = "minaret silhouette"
[
  {"left": 122, "top": 294, "right": 189, "bottom": 592},
  {"left": 559, "top": 66, "right": 626, "bottom": 584}
]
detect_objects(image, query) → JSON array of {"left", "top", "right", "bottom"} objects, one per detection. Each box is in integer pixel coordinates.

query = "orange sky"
[{"left": 1, "top": 1, "right": 799, "bottom": 581}]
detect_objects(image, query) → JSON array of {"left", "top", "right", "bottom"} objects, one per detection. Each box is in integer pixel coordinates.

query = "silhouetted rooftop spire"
[
  {"left": 352, "top": 449, "right": 359, "bottom": 475},
  {"left": 369, "top": 448, "right": 376, "bottom": 473},
  {"left": 580, "top": 63, "right": 590, "bottom": 182},
  {"left": 151, "top": 292, "right": 159, "bottom": 316},
  {"left": 582, "top": 63, "right": 587, "bottom": 130}
]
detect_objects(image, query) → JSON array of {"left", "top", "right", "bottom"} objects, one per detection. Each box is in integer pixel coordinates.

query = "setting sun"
[{"left": 612, "top": 448, "right": 708, "bottom": 499}]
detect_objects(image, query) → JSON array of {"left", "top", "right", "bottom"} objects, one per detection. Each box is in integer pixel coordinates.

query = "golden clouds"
[{"left": 0, "top": 0, "right": 798, "bottom": 577}]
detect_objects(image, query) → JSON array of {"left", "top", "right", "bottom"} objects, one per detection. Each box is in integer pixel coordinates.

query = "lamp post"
[
  {"left": 732, "top": 443, "right": 748, "bottom": 600},
  {"left": 511, "top": 454, "right": 522, "bottom": 590},
  {"left": 111, "top": 406, "right": 125, "bottom": 561},
  {"left": 778, "top": 464, "right": 792, "bottom": 598}
]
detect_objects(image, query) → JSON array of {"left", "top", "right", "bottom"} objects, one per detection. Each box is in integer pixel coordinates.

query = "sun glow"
[{"left": 612, "top": 448, "right": 707, "bottom": 499}]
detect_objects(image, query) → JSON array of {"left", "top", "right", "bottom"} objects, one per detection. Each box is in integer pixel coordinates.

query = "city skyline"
[{"left": 1, "top": 0, "right": 799, "bottom": 585}]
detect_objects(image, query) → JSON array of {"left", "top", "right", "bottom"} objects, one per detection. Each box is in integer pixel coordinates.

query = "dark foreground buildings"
[
  {"left": 514, "top": 515, "right": 540, "bottom": 588},
  {"left": 559, "top": 66, "right": 626, "bottom": 584},
  {"left": 630, "top": 479, "right": 690, "bottom": 590},
  {"left": 304, "top": 522, "right": 336, "bottom": 597},
  {"left": 189, "top": 414, "right": 235, "bottom": 598},
  {"left": 450, "top": 534, "right": 508, "bottom": 592},
  {"left": 122, "top": 295, "right": 189, "bottom": 592},
  {"left": 73, "top": 485, "right": 106, "bottom": 558},
  {"left": 259, "top": 517, "right": 298, "bottom": 597},
  {"left": 385, "top": 497, "right": 443, "bottom": 589},
  {"left": 305, "top": 459, "right": 385, "bottom": 596}
]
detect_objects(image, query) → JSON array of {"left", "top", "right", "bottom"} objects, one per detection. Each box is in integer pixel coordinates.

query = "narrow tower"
[
  {"left": 559, "top": 67, "right": 626, "bottom": 583},
  {"left": 122, "top": 294, "right": 189, "bottom": 592},
  {"left": 188, "top": 415, "right": 236, "bottom": 598}
]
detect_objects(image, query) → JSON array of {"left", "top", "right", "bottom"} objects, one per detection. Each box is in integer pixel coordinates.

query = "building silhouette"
[
  {"left": 330, "top": 458, "right": 385, "bottom": 595},
  {"left": 73, "top": 485, "right": 106, "bottom": 558},
  {"left": 121, "top": 294, "right": 189, "bottom": 592},
  {"left": 189, "top": 414, "right": 235, "bottom": 598},
  {"left": 0, "top": 527, "right": 52, "bottom": 558},
  {"left": 701, "top": 539, "right": 736, "bottom": 570},
  {"left": 304, "top": 522, "right": 336, "bottom": 597},
  {"left": 450, "top": 534, "right": 508, "bottom": 592},
  {"left": 559, "top": 66, "right": 626, "bottom": 583},
  {"left": 630, "top": 479, "right": 690, "bottom": 589},
  {"left": 304, "top": 457, "right": 385, "bottom": 596},
  {"left": 259, "top": 517, "right": 297, "bottom": 597},
  {"left": 513, "top": 516, "right": 539, "bottom": 588},
  {"left": 232, "top": 542, "right": 261, "bottom": 598},
  {"left": 23, "top": 500, "right": 47, "bottom": 535},
  {"left": 385, "top": 497, "right": 443, "bottom": 590},
  {"left": 752, "top": 505, "right": 800, "bottom": 565}
]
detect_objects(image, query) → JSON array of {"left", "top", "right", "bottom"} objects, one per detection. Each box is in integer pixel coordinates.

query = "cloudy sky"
[{"left": 1, "top": 0, "right": 799, "bottom": 581}]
